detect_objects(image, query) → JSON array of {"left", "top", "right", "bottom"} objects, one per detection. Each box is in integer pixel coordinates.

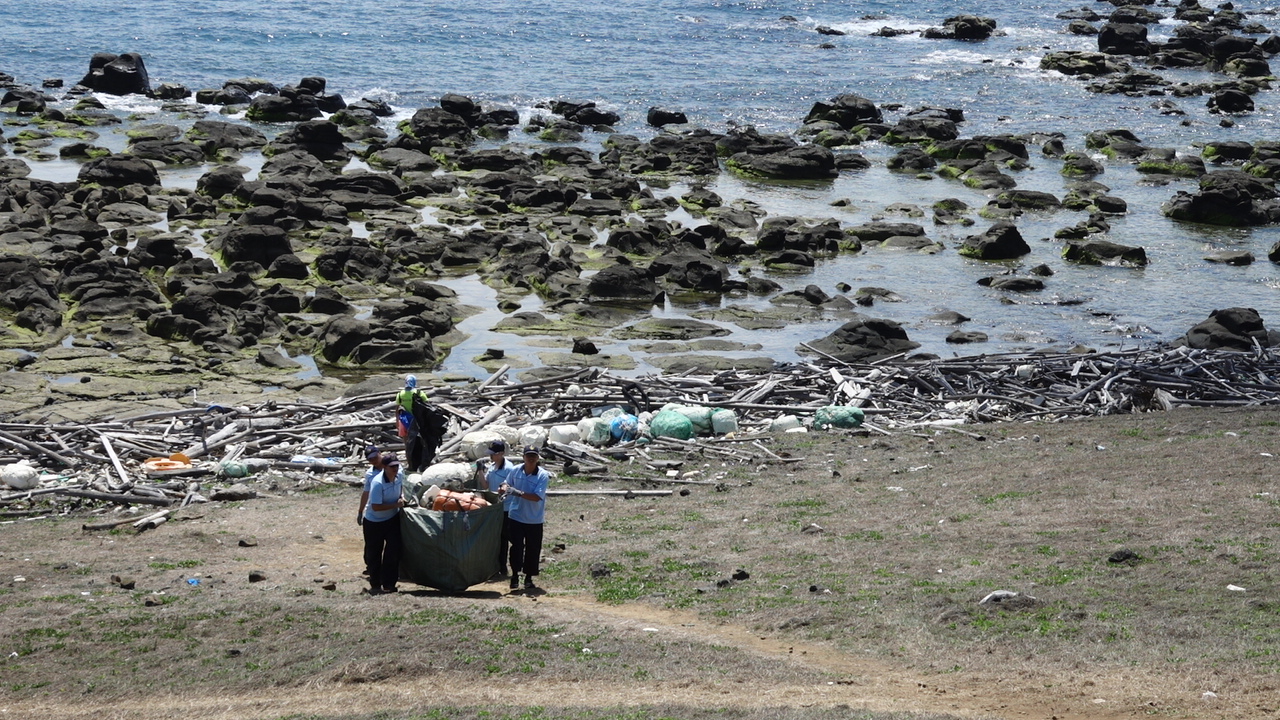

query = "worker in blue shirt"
[
  {"left": 363, "top": 453, "right": 405, "bottom": 595},
  {"left": 500, "top": 445, "right": 549, "bottom": 591},
  {"left": 357, "top": 445, "right": 383, "bottom": 527},
  {"left": 483, "top": 439, "right": 516, "bottom": 578}
]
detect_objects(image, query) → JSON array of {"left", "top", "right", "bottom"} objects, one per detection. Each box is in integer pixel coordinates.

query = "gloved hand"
[{"left": 356, "top": 515, "right": 363, "bottom": 526}]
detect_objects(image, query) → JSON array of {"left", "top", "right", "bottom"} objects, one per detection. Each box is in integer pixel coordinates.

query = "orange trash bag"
[{"left": 429, "top": 488, "right": 490, "bottom": 512}]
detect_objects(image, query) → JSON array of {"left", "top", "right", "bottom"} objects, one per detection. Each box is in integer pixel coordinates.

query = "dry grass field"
[{"left": 2, "top": 405, "right": 1279, "bottom": 720}]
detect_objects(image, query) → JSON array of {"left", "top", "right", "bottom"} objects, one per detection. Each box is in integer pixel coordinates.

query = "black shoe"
[
  {"left": 381, "top": 586, "right": 397, "bottom": 594},
  {"left": 524, "top": 575, "right": 536, "bottom": 589},
  {"left": 509, "top": 575, "right": 520, "bottom": 590}
]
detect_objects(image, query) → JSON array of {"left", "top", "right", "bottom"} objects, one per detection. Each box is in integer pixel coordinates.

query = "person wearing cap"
[
  {"left": 483, "top": 439, "right": 515, "bottom": 578},
  {"left": 499, "top": 445, "right": 550, "bottom": 591},
  {"left": 395, "top": 374, "right": 447, "bottom": 473},
  {"left": 363, "top": 452, "right": 405, "bottom": 594},
  {"left": 356, "top": 445, "right": 383, "bottom": 528}
]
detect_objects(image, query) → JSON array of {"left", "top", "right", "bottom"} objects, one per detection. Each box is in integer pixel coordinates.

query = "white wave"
[
  {"left": 1000, "top": 26, "right": 1063, "bottom": 41},
  {"left": 822, "top": 18, "right": 931, "bottom": 36},
  {"left": 95, "top": 94, "right": 165, "bottom": 114},
  {"left": 913, "top": 49, "right": 994, "bottom": 65},
  {"left": 358, "top": 86, "right": 400, "bottom": 103}
]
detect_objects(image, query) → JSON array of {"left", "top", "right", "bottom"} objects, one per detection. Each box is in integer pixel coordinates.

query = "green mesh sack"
[
  {"left": 650, "top": 409, "right": 695, "bottom": 439},
  {"left": 814, "top": 405, "right": 865, "bottom": 429}
]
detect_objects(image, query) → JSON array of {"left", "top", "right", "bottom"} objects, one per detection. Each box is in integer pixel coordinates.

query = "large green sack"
[
  {"left": 650, "top": 409, "right": 695, "bottom": 439},
  {"left": 814, "top": 405, "right": 865, "bottom": 429},
  {"left": 399, "top": 493, "right": 502, "bottom": 592}
]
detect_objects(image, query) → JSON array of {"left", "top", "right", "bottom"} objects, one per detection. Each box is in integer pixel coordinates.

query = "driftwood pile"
[{"left": 3, "top": 345, "right": 1279, "bottom": 523}]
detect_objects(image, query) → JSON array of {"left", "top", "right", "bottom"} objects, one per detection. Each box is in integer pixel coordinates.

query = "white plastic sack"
[
  {"left": 1, "top": 461, "right": 39, "bottom": 490},
  {"left": 577, "top": 417, "right": 611, "bottom": 446},
  {"left": 548, "top": 424, "right": 579, "bottom": 445},
  {"left": 518, "top": 425, "right": 548, "bottom": 450},
  {"left": 488, "top": 424, "right": 521, "bottom": 447},
  {"left": 711, "top": 409, "right": 738, "bottom": 435},
  {"left": 461, "top": 430, "right": 506, "bottom": 460},
  {"left": 770, "top": 415, "right": 801, "bottom": 432},
  {"left": 416, "top": 462, "right": 474, "bottom": 485}
]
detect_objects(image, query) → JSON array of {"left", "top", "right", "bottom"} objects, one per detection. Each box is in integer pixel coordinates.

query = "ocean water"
[{"left": 2, "top": 0, "right": 1279, "bottom": 376}]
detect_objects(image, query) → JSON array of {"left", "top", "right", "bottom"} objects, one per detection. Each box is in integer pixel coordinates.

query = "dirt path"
[{"left": 8, "top": 506, "right": 1246, "bottom": 720}]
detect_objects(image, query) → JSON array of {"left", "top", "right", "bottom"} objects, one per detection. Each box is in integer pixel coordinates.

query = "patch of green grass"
[
  {"left": 980, "top": 491, "right": 1033, "bottom": 506},
  {"left": 148, "top": 559, "right": 203, "bottom": 570},
  {"left": 776, "top": 498, "right": 826, "bottom": 509}
]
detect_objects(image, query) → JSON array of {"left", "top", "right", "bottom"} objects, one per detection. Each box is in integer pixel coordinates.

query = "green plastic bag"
[
  {"left": 814, "top": 405, "right": 865, "bottom": 429},
  {"left": 650, "top": 409, "right": 695, "bottom": 440}
]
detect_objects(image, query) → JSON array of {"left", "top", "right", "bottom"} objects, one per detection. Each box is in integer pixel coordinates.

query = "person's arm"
[
  {"left": 369, "top": 483, "right": 405, "bottom": 511},
  {"left": 502, "top": 470, "right": 544, "bottom": 502},
  {"left": 358, "top": 490, "right": 369, "bottom": 524}
]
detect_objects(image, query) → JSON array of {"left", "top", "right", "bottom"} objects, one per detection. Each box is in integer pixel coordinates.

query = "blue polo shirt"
[
  {"left": 485, "top": 459, "right": 516, "bottom": 512},
  {"left": 506, "top": 464, "right": 549, "bottom": 525},
  {"left": 362, "top": 465, "right": 380, "bottom": 493},
  {"left": 364, "top": 470, "right": 403, "bottom": 523}
]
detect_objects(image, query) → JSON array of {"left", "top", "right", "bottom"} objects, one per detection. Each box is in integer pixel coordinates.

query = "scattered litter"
[
  {"left": 978, "top": 590, "right": 1038, "bottom": 605},
  {"left": 1202, "top": 691, "right": 1218, "bottom": 700},
  {"left": 1227, "top": 584, "right": 1246, "bottom": 592},
  {"left": 885, "top": 486, "right": 905, "bottom": 492}
]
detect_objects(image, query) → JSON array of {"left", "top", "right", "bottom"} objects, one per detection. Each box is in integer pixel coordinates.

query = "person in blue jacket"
[
  {"left": 356, "top": 445, "right": 382, "bottom": 527},
  {"left": 500, "top": 445, "right": 549, "bottom": 591},
  {"left": 363, "top": 453, "right": 405, "bottom": 595},
  {"left": 483, "top": 439, "right": 516, "bottom": 578}
]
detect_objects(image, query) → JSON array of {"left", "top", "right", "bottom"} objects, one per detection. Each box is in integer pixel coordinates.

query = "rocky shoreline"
[{"left": 3, "top": 11, "right": 1280, "bottom": 415}]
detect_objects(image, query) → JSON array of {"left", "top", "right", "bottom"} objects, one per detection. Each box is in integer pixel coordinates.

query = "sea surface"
[{"left": 2, "top": 0, "right": 1279, "bottom": 377}]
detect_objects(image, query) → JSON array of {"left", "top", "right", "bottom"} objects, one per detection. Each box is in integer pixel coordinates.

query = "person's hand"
[
  {"left": 396, "top": 498, "right": 405, "bottom": 508},
  {"left": 356, "top": 515, "right": 363, "bottom": 526}
]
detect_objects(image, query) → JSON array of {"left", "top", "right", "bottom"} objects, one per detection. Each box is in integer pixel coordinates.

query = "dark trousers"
[
  {"left": 362, "top": 513, "right": 402, "bottom": 590},
  {"left": 405, "top": 428, "right": 439, "bottom": 473},
  {"left": 506, "top": 518, "right": 543, "bottom": 577}
]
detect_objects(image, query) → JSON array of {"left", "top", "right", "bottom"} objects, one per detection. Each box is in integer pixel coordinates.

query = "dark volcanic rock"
[
  {"left": 802, "top": 316, "right": 921, "bottom": 362},
  {"left": 77, "top": 52, "right": 151, "bottom": 96},
  {"left": 77, "top": 154, "right": 160, "bottom": 188},
  {"left": 587, "top": 263, "right": 659, "bottom": 302},
  {"left": 0, "top": 255, "right": 64, "bottom": 333},
  {"left": 187, "top": 120, "right": 268, "bottom": 152},
  {"left": 1162, "top": 170, "right": 1280, "bottom": 226},
  {"left": 1040, "top": 50, "right": 1128, "bottom": 76},
  {"left": 1063, "top": 240, "right": 1149, "bottom": 266},
  {"left": 246, "top": 93, "right": 323, "bottom": 123},
  {"left": 1208, "top": 88, "right": 1254, "bottom": 114},
  {"left": 1177, "top": 307, "right": 1278, "bottom": 349},
  {"left": 726, "top": 145, "right": 837, "bottom": 180},
  {"left": 922, "top": 15, "right": 998, "bottom": 40},
  {"left": 207, "top": 225, "right": 294, "bottom": 268},
  {"left": 647, "top": 107, "right": 688, "bottom": 127},
  {"left": 1098, "top": 23, "right": 1152, "bottom": 55},
  {"left": 804, "top": 94, "right": 883, "bottom": 129},
  {"left": 958, "top": 222, "right": 1030, "bottom": 260}
]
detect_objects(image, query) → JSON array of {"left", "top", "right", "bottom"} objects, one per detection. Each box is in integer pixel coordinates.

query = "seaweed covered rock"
[{"left": 726, "top": 145, "right": 837, "bottom": 180}]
